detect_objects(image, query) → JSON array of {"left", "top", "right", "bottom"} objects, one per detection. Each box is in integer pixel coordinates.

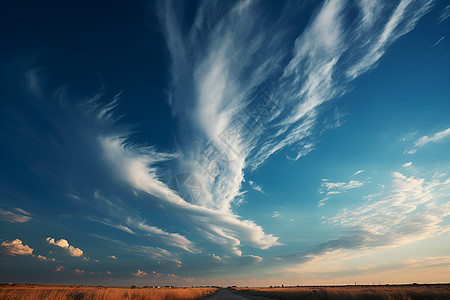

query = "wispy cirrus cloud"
[
  {"left": 438, "top": 4, "right": 450, "bottom": 23},
  {"left": 158, "top": 0, "right": 434, "bottom": 257},
  {"left": 407, "top": 127, "right": 450, "bottom": 154},
  {"left": 133, "top": 246, "right": 182, "bottom": 266},
  {"left": 248, "top": 180, "right": 264, "bottom": 194},
  {"left": 285, "top": 169, "right": 450, "bottom": 264},
  {"left": 2, "top": 0, "right": 436, "bottom": 270},
  {"left": 318, "top": 176, "right": 365, "bottom": 207},
  {"left": 0, "top": 208, "right": 31, "bottom": 223},
  {"left": 351, "top": 170, "right": 365, "bottom": 177}
]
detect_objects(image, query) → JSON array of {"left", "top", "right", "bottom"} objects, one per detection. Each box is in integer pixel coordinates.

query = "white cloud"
[
  {"left": 439, "top": 4, "right": 450, "bottom": 23},
  {"left": 12, "top": 0, "right": 434, "bottom": 266},
  {"left": 347, "top": 0, "right": 434, "bottom": 79},
  {"left": 319, "top": 178, "right": 365, "bottom": 206},
  {"left": 431, "top": 36, "right": 445, "bottom": 48},
  {"left": 351, "top": 170, "right": 365, "bottom": 177},
  {"left": 281, "top": 170, "right": 450, "bottom": 270},
  {"left": 248, "top": 180, "right": 264, "bottom": 194},
  {"left": 157, "top": 0, "right": 432, "bottom": 257},
  {"left": 210, "top": 253, "right": 221, "bottom": 261},
  {"left": 408, "top": 127, "right": 450, "bottom": 154},
  {"left": 329, "top": 171, "right": 450, "bottom": 248},
  {"left": 0, "top": 208, "right": 31, "bottom": 223},
  {"left": 98, "top": 132, "right": 281, "bottom": 255},
  {"left": 1, "top": 239, "right": 33, "bottom": 256},
  {"left": 47, "top": 237, "right": 83, "bottom": 257},
  {"left": 403, "top": 162, "right": 413, "bottom": 167},
  {"left": 35, "top": 254, "right": 55, "bottom": 261},
  {"left": 132, "top": 269, "right": 148, "bottom": 277}
]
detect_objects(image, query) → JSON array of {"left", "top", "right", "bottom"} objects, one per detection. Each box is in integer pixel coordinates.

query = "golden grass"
[
  {"left": 0, "top": 284, "right": 217, "bottom": 300},
  {"left": 237, "top": 284, "right": 450, "bottom": 300}
]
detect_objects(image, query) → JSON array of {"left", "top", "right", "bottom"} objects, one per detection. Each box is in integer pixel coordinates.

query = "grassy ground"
[
  {"left": 0, "top": 284, "right": 217, "bottom": 300},
  {"left": 237, "top": 284, "right": 450, "bottom": 300}
]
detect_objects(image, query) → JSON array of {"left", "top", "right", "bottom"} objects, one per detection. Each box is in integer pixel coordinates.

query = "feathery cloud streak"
[
  {"left": 407, "top": 127, "right": 450, "bottom": 154},
  {"left": 156, "top": 0, "right": 434, "bottom": 256}
]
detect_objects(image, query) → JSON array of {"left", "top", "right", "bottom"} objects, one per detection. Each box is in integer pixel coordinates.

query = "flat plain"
[
  {"left": 1, "top": 284, "right": 450, "bottom": 299},
  {"left": 0, "top": 284, "right": 217, "bottom": 300},
  {"left": 237, "top": 284, "right": 450, "bottom": 299}
]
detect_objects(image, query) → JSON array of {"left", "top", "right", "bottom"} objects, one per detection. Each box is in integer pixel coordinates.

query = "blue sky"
[{"left": 1, "top": 0, "right": 449, "bottom": 286}]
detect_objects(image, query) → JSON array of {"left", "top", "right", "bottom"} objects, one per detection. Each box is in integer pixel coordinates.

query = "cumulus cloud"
[
  {"left": 1, "top": 239, "right": 33, "bottom": 256},
  {"left": 407, "top": 127, "right": 450, "bottom": 154},
  {"left": 74, "top": 268, "right": 84, "bottom": 274},
  {"left": 0, "top": 208, "right": 31, "bottom": 223},
  {"left": 132, "top": 269, "right": 148, "bottom": 277},
  {"left": 47, "top": 237, "right": 83, "bottom": 257},
  {"left": 210, "top": 253, "right": 221, "bottom": 261},
  {"left": 54, "top": 266, "right": 65, "bottom": 272},
  {"left": 35, "top": 254, "right": 55, "bottom": 261}
]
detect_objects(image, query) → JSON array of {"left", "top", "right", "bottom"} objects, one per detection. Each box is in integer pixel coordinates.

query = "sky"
[{"left": 0, "top": 0, "right": 449, "bottom": 287}]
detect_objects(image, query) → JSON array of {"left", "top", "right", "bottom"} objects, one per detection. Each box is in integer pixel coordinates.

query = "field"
[
  {"left": 2, "top": 284, "right": 450, "bottom": 299},
  {"left": 0, "top": 284, "right": 217, "bottom": 300},
  {"left": 237, "top": 284, "right": 450, "bottom": 299}
]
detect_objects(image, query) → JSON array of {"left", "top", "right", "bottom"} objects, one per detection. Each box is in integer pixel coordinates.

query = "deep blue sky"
[{"left": 1, "top": 0, "right": 449, "bottom": 286}]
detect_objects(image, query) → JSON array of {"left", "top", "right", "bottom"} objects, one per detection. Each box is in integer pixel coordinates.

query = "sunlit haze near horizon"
[{"left": 1, "top": 0, "right": 449, "bottom": 287}]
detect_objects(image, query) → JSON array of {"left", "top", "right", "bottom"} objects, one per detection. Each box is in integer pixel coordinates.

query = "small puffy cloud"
[
  {"left": 1, "top": 239, "right": 33, "bottom": 256},
  {"left": 46, "top": 237, "right": 83, "bottom": 257},
  {"left": 35, "top": 254, "right": 55, "bottom": 261},
  {"left": 54, "top": 266, "right": 65, "bottom": 272},
  {"left": 74, "top": 268, "right": 84, "bottom": 274},
  {"left": 132, "top": 269, "right": 147, "bottom": 277},
  {"left": 0, "top": 208, "right": 31, "bottom": 223},
  {"left": 109, "top": 255, "right": 118, "bottom": 259},
  {"left": 272, "top": 211, "right": 281, "bottom": 218},
  {"left": 106, "top": 270, "right": 112, "bottom": 275},
  {"left": 209, "top": 254, "right": 221, "bottom": 261},
  {"left": 403, "top": 162, "right": 412, "bottom": 167}
]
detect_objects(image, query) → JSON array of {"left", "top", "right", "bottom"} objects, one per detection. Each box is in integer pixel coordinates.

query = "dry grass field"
[
  {"left": 0, "top": 284, "right": 217, "bottom": 300},
  {"left": 237, "top": 284, "right": 450, "bottom": 300}
]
